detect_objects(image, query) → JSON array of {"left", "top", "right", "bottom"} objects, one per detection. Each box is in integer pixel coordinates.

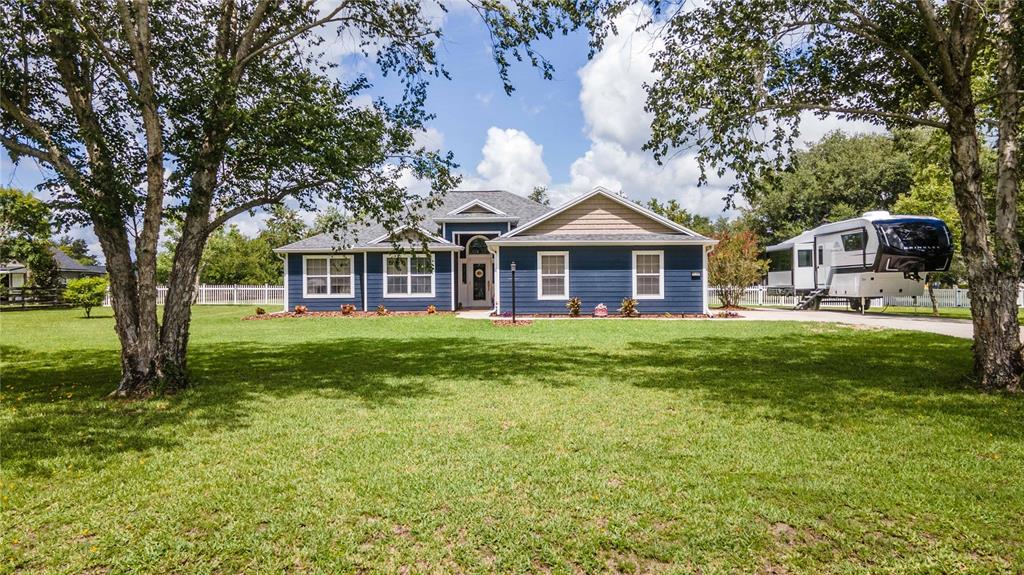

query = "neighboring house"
[
  {"left": 0, "top": 246, "right": 106, "bottom": 289},
  {"left": 274, "top": 187, "right": 717, "bottom": 314}
]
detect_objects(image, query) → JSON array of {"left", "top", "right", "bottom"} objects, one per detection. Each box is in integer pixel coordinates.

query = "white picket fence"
[
  {"left": 706, "top": 286, "right": 1003, "bottom": 309},
  {"left": 101, "top": 284, "right": 1014, "bottom": 310},
  {"left": 103, "top": 284, "right": 285, "bottom": 306}
]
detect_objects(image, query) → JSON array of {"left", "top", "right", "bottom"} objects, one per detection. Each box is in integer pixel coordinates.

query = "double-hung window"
[
  {"left": 303, "top": 255, "right": 354, "bottom": 297},
  {"left": 632, "top": 250, "right": 664, "bottom": 299},
  {"left": 537, "top": 251, "right": 568, "bottom": 299},
  {"left": 385, "top": 254, "right": 434, "bottom": 297}
]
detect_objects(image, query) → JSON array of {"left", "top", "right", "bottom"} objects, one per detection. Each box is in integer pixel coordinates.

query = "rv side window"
[
  {"left": 768, "top": 251, "right": 792, "bottom": 272},
  {"left": 797, "top": 249, "right": 813, "bottom": 267},
  {"left": 842, "top": 231, "right": 865, "bottom": 252}
]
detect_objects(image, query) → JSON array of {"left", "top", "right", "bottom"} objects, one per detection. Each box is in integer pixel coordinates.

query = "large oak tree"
[
  {"left": 1, "top": 0, "right": 585, "bottom": 397},
  {"left": 591, "top": 0, "right": 1022, "bottom": 391}
]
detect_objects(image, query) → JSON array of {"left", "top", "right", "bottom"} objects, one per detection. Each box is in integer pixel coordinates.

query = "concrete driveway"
[
  {"left": 460, "top": 308, "right": 979, "bottom": 339},
  {"left": 733, "top": 308, "right": 976, "bottom": 339}
]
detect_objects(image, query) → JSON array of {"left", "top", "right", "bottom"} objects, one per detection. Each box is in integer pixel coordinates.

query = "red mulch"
[
  {"left": 243, "top": 311, "right": 452, "bottom": 320},
  {"left": 490, "top": 313, "right": 716, "bottom": 319},
  {"left": 491, "top": 319, "right": 534, "bottom": 327}
]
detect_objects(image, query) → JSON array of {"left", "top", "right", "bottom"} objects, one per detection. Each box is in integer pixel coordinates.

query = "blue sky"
[{"left": 1, "top": 4, "right": 878, "bottom": 258}]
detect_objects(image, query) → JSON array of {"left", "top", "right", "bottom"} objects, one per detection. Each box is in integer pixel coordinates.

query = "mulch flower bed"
[
  {"left": 243, "top": 311, "right": 452, "bottom": 320},
  {"left": 491, "top": 319, "right": 534, "bottom": 327},
  {"left": 490, "top": 313, "right": 719, "bottom": 319}
]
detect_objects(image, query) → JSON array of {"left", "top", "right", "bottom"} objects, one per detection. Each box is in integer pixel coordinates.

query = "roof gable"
[
  {"left": 447, "top": 199, "right": 506, "bottom": 216},
  {"left": 504, "top": 188, "right": 704, "bottom": 238}
]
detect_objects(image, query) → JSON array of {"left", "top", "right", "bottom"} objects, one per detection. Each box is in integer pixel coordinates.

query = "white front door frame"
[{"left": 462, "top": 253, "right": 494, "bottom": 309}]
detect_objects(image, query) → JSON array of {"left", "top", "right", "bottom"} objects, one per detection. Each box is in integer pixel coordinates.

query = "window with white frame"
[
  {"left": 304, "top": 255, "right": 354, "bottom": 297},
  {"left": 633, "top": 250, "right": 664, "bottom": 299},
  {"left": 385, "top": 254, "right": 434, "bottom": 297},
  {"left": 537, "top": 251, "right": 568, "bottom": 299}
]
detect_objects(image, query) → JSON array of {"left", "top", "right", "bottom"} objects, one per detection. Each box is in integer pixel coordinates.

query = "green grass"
[
  {"left": 2, "top": 307, "right": 1022, "bottom": 573},
  {"left": 713, "top": 302, "right": 1024, "bottom": 321}
]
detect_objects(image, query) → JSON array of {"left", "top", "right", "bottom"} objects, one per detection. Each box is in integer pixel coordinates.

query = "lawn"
[{"left": 2, "top": 307, "right": 1022, "bottom": 573}]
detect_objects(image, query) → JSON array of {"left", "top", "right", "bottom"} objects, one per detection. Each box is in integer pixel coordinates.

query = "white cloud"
[
  {"left": 546, "top": 4, "right": 883, "bottom": 217},
  {"left": 465, "top": 127, "right": 551, "bottom": 196},
  {"left": 414, "top": 126, "right": 445, "bottom": 152},
  {"left": 576, "top": 13, "right": 660, "bottom": 150}
]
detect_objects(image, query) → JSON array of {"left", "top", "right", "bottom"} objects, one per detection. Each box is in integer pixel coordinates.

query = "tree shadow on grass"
[{"left": 2, "top": 328, "right": 1019, "bottom": 477}]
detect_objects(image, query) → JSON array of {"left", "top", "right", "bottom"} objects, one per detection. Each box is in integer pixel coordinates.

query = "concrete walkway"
[{"left": 457, "top": 307, "right": 977, "bottom": 339}]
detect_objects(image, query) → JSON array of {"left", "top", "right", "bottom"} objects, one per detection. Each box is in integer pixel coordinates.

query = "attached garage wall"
[{"left": 496, "top": 245, "right": 705, "bottom": 315}]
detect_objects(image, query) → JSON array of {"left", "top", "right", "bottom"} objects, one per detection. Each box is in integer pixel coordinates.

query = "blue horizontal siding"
[
  {"left": 366, "top": 252, "right": 454, "bottom": 311},
  {"left": 443, "top": 221, "right": 509, "bottom": 242},
  {"left": 287, "top": 253, "right": 364, "bottom": 311},
  {"left": 496, "top": 245, "right": 705, "bottom": 314}
]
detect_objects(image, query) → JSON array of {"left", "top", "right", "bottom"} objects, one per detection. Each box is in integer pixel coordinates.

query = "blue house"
[{"left": 274, "top": 187, "right": 716, "bottom": 314}]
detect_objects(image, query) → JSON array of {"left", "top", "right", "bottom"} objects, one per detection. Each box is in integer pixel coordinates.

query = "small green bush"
[
  {"left": 63, "top": 276, "right": 107, "bottom": 318},
  {"left": 255, "top": 307, "right": 267, "bottom": 315}
]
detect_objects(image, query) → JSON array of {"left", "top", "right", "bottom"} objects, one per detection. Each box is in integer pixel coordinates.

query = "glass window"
[
  {"left": 768, "top": 251, "right": 792, "bottom": 272},
  {"left": 797, "top": 249, "right": 813, "bottom": 268},
  {"left": 385, "top": 254, "right": 434, "bottom": 296},
  {"left": 305, "top": 256, "right": 353, "bottom": 297},
  {"left": 875, "top": 221, "right": 951, "bottom": 252},
  {"left": 538, "top": 252, "right": 568, "bottom": 299},
  {"left": 842, "top": 231, "right": 865, "bottom": 252},
  {"left": 467, "top": 237, "right": 489, "bottom": 254},
  {"left": 633, "top": 251, "right": 663, "bottom": 298}
]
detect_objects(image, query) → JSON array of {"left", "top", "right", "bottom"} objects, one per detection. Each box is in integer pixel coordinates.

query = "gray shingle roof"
[
  {"left": 425, "top": 190, "right": 550, "bottom": 222},
  {"left": 49, "top": 246, "right": 107, "bottom": 274},
  {"left": 276, "top": 190, "right": 551, "bottom": 252}
]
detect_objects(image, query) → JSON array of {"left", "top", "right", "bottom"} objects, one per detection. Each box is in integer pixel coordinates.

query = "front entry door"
[{"left": 465, "top": 256, "right": 493, "bottom": 308}]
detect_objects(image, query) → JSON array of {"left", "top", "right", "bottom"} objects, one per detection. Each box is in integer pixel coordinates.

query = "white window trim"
[
  {"left": 302, "top": 254, "right": 355, "bottom": 298},
  {"left": 632, "top": 250, "right": 665, "bottom": 300},
  {"left": 383, "top": 253, "right": 436, "bottom": 298},
  {"left": 536, "top": 251, "right": 569, "bottom": 300}
]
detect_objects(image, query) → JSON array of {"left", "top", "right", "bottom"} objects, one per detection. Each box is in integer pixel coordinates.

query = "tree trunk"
[
  {"left": 93, "top": 220, "right": 162, "bottom": 398},
  {"left": 949, "top": 118, "right": 1022, "bottom": 392},
  {"left": 927, "top": 276, "right": 939, "bottom": 316}
]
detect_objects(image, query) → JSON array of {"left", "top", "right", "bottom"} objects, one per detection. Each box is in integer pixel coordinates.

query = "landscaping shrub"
[
  {"left": 709, "top": 228, "right": 769, "bottom": 308},
  {"left": 566, "top": 297, "right": 582, "bottom": 317},
  {"left": 63, "top": 276, "right": 107, "bottom": 318},
  {"left": 294, "top": 305, "right": 308, "bottom": 314},
  {"left": 619, "top": 297, "right": 638, "bottom": 317},
  {"left": 255, "top": 307, "right": 266, "bottom": 315},
  {"left": 341, "top": 304, "right": 356, "bottom": 315},
  {"left": 376, "top": 304, "right": 389, "bottom": 316}
]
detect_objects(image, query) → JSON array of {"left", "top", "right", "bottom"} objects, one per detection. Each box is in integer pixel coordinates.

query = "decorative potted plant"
[
  {"left": 619, "top": 297, "right": 638, "bottom": 317},
  {"left": 566, "top": 297, "right": 582, "bottom": 317}
]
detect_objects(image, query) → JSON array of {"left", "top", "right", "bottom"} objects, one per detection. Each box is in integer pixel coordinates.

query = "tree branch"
[
  {"left": 914, "top": 0, "right": 958, "bottom": 89},
  {"left": 0, "top": 136, "right": 50, "bottom": 162},
  {"left": 766, "top": 102, "right": 948, "bottom": 129},
  {"left": 236, "top": 2, "right": 354, "bottom": 68},
  {"left": 0, "top": 94, "right": 85, "bottom": 187},
  {"left": 206, "top": 179, "right": 332, "bottom": 232},
  {"left": 68, "top": 2, "right": 141, "bottom": 103}
]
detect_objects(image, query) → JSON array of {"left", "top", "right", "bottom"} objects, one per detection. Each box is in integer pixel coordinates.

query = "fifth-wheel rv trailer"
[{"left": 765, "top": 211, "right": 954, "bottom": 311}]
